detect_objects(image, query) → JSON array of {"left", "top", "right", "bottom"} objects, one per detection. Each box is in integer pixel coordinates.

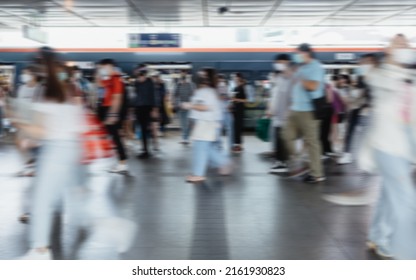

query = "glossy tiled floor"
[{"left": 0, "top": 132, "right": 381, "bottom": 260}]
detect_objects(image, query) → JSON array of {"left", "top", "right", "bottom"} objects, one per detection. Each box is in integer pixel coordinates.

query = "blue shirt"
[{"left": 291, "top": 59, "right": 324, "bottom": 111}]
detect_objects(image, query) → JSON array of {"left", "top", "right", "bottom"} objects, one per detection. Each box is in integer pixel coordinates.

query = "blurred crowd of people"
[{"left": 1, "top": 33, "right": 416, "bottom": 260}]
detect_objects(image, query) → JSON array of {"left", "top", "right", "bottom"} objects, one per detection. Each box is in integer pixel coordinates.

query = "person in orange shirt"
[{"left": 97, "top": 59, "right": 128, "bottom": 173}]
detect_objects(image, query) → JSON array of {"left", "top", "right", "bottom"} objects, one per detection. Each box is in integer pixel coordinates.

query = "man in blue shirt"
[{"left": 283, "top": 43, "right": 325, "bottom": 183}]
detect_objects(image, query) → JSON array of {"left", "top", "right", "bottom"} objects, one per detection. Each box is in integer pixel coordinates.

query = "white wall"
[{"left": 0, "top": 26, "right": 415, "bottom": 48}]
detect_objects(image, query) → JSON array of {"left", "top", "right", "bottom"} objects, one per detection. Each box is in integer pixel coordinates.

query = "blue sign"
[{"left": 128, "top": 33, "right": 181, "bottom": 48}]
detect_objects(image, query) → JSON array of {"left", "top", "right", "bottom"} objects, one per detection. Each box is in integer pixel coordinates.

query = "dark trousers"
[
  {"left": 320, "top": 107, "right": 334, "bottom": 155},
  {"left": 274, "top": 126, "right": 288, "bottom": 162},
  {"left": 233, "top": 110, "right": 244, "bottom": 145},
  {"left": 344, "top": 108, "right": 361, "bottom": 153},
  {"left": 135, "top": 106, "right": 153, "bottom": 154},
  {"left": 98, "top": 106, "right": 127, "bottom": 161}
]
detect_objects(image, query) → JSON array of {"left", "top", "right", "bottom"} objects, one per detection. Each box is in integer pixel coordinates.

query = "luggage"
[{"left": 256, "top": 117, "right": 271, "bottom": 142}]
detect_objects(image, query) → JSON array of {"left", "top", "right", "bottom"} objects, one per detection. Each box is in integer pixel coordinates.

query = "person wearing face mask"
[
  {"left": 283, "top": 43, "right": 326, "bottom": 183},
  {"left": 97, "top": 58, "right": 128, "bottom": 173},
  {"left": 134, "top": 70, "right": 158, "bottom": 159},
  {"left": 355, "top": 34, "right": 416, "bottom": 259},
  {"left": 185, "top": 68, "right": 232, "bottom": 183},
  {"left": 217, "top": 73, "right": 233, "bottom": 154},
  {"left": 13, "top": 65, "right": 44, "bottom": 177},
  {"left": 71, "top": 66, "right": 92, "bottom": 108},
  {"left": 337, "top": 75, "right": 368, "bottom": 164},
  {"left": 267, "top": 54, "right": 293, "bottom": 174},
  {"left": 231, "top": 73, "right": 248, "bottom": 153},
  {"left": 174, "top": 70, "right": 195, "bottom": 145}
]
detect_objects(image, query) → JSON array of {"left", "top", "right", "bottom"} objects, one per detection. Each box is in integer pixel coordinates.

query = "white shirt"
[
  {"left": 190, "top": 87, "right": 222, "bottom": 122},
  {"left": 358, "top": 64, "right": 416, "bottom": 172},
  {"left": 32, "top": 102, "right": 84, "bottom": 141},
  {"left": 17, "top": 84, "right": 41, "bottom": 101}
]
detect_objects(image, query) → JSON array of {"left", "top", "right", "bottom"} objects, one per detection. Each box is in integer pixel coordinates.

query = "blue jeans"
[
  {"left": 30, "top": 140, "right": 84, "bottom": 248},
  {"left": 179, "top": 110, "right": 191, "bottom": 141},
  {"left": 0, "top": 106, "right": 3, "bottom": 135},
  {"left": 222, "top": 112, "right": 234, "bottom": 153},
  {"left": 370, "top": 134, "right": 416, "bottom": 259},
  {"left": 192, "top": 139, "right": 229, "bottom": 177}
]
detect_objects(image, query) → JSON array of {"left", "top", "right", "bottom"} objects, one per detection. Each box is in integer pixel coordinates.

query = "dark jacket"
[{"left": 134, "top": 78, "right": 156, "bottom": 107}]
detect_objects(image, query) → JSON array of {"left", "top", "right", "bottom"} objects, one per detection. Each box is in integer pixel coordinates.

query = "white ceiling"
[{"left": 0, "top": 0, "right": 415, "bottom": 29}]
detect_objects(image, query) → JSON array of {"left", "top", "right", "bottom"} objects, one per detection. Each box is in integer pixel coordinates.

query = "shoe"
[
  {"left": 322, "top": 192, "right": 374, "bottom": 206},
  {"left": 326, "top": 152, "right": 339, "bottom": 157},
  {"left": 375, "top": 246, "right": 394, "bottom": 259},
  {"left": 19, "top": 249, "right": 52, "bottom": 260},
  {"left": 108, "top": 163, "right": 128, "bottom": 174},
  {"left": 269, "top": 162, "right": 289, "bottom": 173},
  {"left": 232, "top": 146, "right": 243, "bottom": 153},
  {"left": 337, "top": 153, "right": 353, "bottom": 165},
  {"left": 179, "top": 140, "right": 190, "bottom": 145},
  {"left": 137, "top": 152, "right": 150, "bottom": 159},
  {"left": 260, "top": 151, "right": 275, "bottom": 159},
  {"left": 303, "top": 174, "right": 326, "bottom": 184},
  {"left": 366, "top": 240, "right": 378, "bottom": 251},
  {"left": 321, "top": 155, "right": 330, "bottom": 160},
  {"left": 286, "top": 166, "right": 311, "bottom": 178},
  {"left": 186, "top": 175, "right": 206, "bottom": 183},
  {"left": 19, "top": 213, "right": 30, "bottom": 224}
]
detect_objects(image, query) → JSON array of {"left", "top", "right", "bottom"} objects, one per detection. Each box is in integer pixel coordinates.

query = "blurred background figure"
[
  {"left": 358, "top": 34, "right": 416, "bottom": 259},
  {"left": 185, "top": 68, "right": 231, "bottom": 183},
  {"left": 15, "top": 47, "right": 85, "bottom": 260},
  {"left": 0, "top": 83, "right": 6, "bottom": 138},
  {"left": 283, "top": 43, "right": 326, "bottom": 184},
  {"left": 231, "top": 72, "right": 247, "bottom": 154},
  {"left": 96, "top": 59, "right": 128, "bottom": 173},
  {"left": 133, "top": 70, "right": 158, "bottom": 159},
  {"left": 217, "top": 73, "right": 233, "bottom": 154},
  {"left": 174, "top": 70, "right": 194, "bottom": 145},
  {"left": 155, "top": 73, "right": 170, "bottom": 137},
  {"left": 268, "top": 54, "right": 293, "bottom": 174},
  {"left": 14, "top": 65, "right": 44, "bottom": 177},
  {"left": 70, "top": 66, "right": 93, "bottom": 108}
]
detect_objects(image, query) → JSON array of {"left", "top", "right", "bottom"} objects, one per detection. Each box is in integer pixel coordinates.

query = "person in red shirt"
[{"left": 97, "top": 59, "right": 128, "bottom": 173}]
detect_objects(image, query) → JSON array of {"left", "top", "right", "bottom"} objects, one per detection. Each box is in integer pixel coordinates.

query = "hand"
[
  {"left": 105, "top": 116, "right": 118, "bottom": 125},
  {"left": 151, "top": 108, "right": 159, "bottom": 119},
  {"left": 265, "top": 111, "right": 273, "bottom": 118},
  {"left": 181, "top": 102, "right": 192, "bottom": 110}
]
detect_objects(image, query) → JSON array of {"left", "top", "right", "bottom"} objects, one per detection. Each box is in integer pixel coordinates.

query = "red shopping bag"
[{"left": 81, "top": 111, "right": 114, "bottom": 164}]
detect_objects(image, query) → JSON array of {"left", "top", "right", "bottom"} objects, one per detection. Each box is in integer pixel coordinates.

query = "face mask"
[
  {"left": 392, "top": 48, "right": 416, "bottom": 65},
  {"left": 292, "top": 53, "right": 304, "bottom": 64},
  {"left": 273, "top": 63, "right": 287, "bottom": 71},
  {"left": 58, "top": 72, "right": 68, "bottom": 81},
  {"left": 356, "top": 65, "right": 372, "bottom": 76},
  {"left": 74, "top": 72, "right": 82, "bottom": 79},
  {"left": 99, "top": 68, "right": 110, "bottom": 78},
  {"left": 20, "top": 73, "right": 32, "bottom": 84}
]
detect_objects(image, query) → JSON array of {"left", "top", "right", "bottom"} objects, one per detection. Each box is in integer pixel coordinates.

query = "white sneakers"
[
  {"left": 337, "top": 153, "right": 353, "bottom": 165},
  {"left": 322, "top": 192, "right": 375, "bottom": 206},
  {"left": 19, "top": 249, "right": 52, "bottom": 260},
  {"left": 108, "top": 163, "right": 128, "bottom": 174}
]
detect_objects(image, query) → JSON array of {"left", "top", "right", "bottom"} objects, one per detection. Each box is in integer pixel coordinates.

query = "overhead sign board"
[
  {"left": 334, "top": 53, "right": 356, "bottom": 60},
  {"left": 128, "top": 33, "right": 181, "bottom": 48},
  {"left": 66, "top": 61, "right": 95, "bottom": 69},
  {"left": 22, "top": 25, "right": 48, "bottom": 44}
]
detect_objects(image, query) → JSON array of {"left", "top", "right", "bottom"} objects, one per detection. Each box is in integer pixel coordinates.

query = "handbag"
[
  {"left": 191, "top": 119, "right": 219, "bottom": 141},
  {"left": 81, "top": 111, "right": 114, "bottom": 164},
  {"left": 256, "top": 117, "right": 271, "bottom": 142}
]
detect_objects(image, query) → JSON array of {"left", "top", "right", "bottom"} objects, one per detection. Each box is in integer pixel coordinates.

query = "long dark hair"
[
  {"left": 197, "top": 67, "right": 218, "bottom": 88},
  {"left": 39, "top": 47, "right": 66, "bottom": 103}
]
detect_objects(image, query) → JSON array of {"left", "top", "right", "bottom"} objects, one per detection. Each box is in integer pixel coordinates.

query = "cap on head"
[
  {"left": 297, "top": 43, "right": 313, "bottom": 52},
  {"left": 274, "top": 53, "right": 292, "bottom": 62}
]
